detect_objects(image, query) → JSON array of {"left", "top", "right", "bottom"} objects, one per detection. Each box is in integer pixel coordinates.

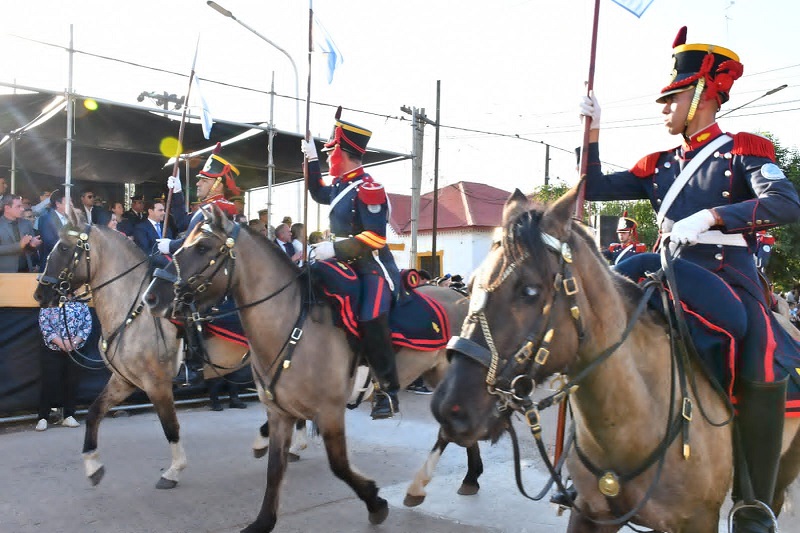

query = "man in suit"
[
  {"left": 0, "top": 194, "right": 41, "bottom": 273},
  {"left": 38, "top": 188, "right": 71, "bottom": 265},
  {"left": 133, "top": 199, "right": 170, "bottom": 268},
  {"left": 274, "top": 223, "right": 301, "bottom": 263},
  {"left": 0, "top": 177, "right": 7, "bottom": 204},
  {"left": 79, "top": 187, "right": 100, "bottom": 224}
]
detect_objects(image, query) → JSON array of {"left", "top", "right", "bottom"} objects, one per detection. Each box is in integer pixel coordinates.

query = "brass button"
[
  {"left": 724, "top": 153, "right": 733, "bottom": 159},
  {"left": 722, "top": 191, "right": 730, "bottom": 198},
  {"left": 653, "top": 183, "right": 659, "bottom": 189},
  {"left": 714, "top": 151, "right": 720, "bottom": 158},
  {"left": 656, "top": 199, "right": 662, "bottom": 204},
  {"left": 714, "top": 253, "right": 723, "bottom": 261},
  {"left": 724, "top": 170, "right": 732, "bottom": 177},
  {"left": 664, "top": 162, "right": 672, "bottom": 169},
  {"left": 756, "top": 220, "right": 763, "bottom": 225}
]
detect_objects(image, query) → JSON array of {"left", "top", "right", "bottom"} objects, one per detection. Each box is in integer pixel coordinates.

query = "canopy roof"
[{"left": 0, "top": 92, "right": 409, "bottom": 192}]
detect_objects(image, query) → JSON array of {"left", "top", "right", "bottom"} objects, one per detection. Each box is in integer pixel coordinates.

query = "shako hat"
[
  {"left": 657, "top": 26, "right": 743, "bottom": 107},
  {"left": 322, "top": 106, "right": 372, "bottom": 156},
  {"left": 617, "top": 216, "right": 637, "bottom": 232},
  {"left": 197, "top": 142, "right": 241, "bottom": 196}
]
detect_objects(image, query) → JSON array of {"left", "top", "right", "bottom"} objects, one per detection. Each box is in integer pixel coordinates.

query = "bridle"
[
  {"left": 445, "top": 224, "right": 701, "bottom": 527},
  {"left": 39, "top": 224, "right": 149, "bottom": 304},
  {"left": 447, "top": 230, "right": 586, "bottom": 415}
]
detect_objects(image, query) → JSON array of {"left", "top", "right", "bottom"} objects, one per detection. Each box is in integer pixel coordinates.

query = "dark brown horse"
[
  {"left": 432, "top": 188, "right": 800, "bottom": 532},
  {"left": 142, "top": 205, "right": 478, "bottom": 533},
  {"left": 33, "top": 215, "right": 270, "bottom": 489}
]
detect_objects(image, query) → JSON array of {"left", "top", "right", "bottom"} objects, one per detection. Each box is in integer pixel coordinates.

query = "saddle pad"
[
  {"left": 313, "top": 259, "right": 451, "bottom": 351},
  {"left": 615, "top": 253, "right": 800, "bottom": 417}
]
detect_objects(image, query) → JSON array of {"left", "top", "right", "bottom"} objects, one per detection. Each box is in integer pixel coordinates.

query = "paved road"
[{"left": 1, "top": 389, "right": 798, "bottom": 533}]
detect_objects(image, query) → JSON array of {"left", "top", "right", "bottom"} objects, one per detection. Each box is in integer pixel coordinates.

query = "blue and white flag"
[
  {"left": 193, "top": 75, "right": 214, "bottom": 139},
  {"left": 314, "top": 16, "right": 343, "bottom": 84},
  {"left": 610, "top": 0, "right": 654, "bottom": 17}
]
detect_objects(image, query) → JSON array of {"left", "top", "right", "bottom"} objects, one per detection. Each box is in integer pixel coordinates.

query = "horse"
[
  {"left": 432, "top": 187, "right": 800, "bottom": 532},
  {"left": 32, "top": 214, "right": 298, "bottom": 489},
  {"left": 142, "top": 205, "right": 477, "bottom": 533}
]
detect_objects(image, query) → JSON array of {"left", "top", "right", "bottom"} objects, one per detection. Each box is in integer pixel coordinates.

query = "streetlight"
[{"left": 207, "top": 1, "right": 300, "bottom": 133}]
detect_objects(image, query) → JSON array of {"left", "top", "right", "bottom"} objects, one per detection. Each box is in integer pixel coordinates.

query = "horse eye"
[
  {"left": 196, "top": 243, "right": 209, "bottom": 254},
  {"left": 522, "top": 286, "right": 539, "bottom": 300},
  {"left": 58, "top": 244, "right": 68, "bottom": 252}
]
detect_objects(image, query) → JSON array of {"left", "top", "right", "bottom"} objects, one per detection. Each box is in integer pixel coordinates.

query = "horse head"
[
  {"left": 144, "top": 204, "right": 238, "bottom": 318},
  {"left": 34, "top": 208, "right": 93, "bottom": 308},
  {"left": 432, "top": 185, "right": 589, "bottom": 447}
]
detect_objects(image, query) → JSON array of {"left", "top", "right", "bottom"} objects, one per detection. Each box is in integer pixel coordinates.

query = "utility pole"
[
  {"left": 401, "top": 105, "right": 425, "bottom": 269},
  {"left": 402, "top": 82, "right": 442, "bottom": 275},
  {"left": 544, "top": 143, "right": 550, "bottom": 187}
]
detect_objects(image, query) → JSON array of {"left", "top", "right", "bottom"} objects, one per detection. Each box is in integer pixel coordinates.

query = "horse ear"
[
  {"left": 543, "top": 179, "right": 585, "bottom": 237},
  {"left": 66, "top": 206, "right": 81, "bottom": 227},
  {"left": 502, "top": 189, "right": 530, "bottom": 226}
]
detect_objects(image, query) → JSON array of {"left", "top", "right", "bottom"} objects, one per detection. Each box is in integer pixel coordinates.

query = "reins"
[{"left": 449, "top": 222, "right": 735, "bottom": 529}]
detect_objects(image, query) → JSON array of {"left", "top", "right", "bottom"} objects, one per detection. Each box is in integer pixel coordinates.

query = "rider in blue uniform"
[
  {"left": 301, "top": 109, "right": 402, "bottom": 419},
  {"left": 580, "top": 27, "right": 800, "bottom": 532},
  {"left": 157, "top": 144, "right": 242, "bottom": 385},
  {"left": 602, "top": 214, "right": 648, "bottom": 266}
]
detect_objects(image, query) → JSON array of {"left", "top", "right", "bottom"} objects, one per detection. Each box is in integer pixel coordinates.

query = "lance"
[
  {"left": 302, "top": 0, "right": 313, "bottom": 262},
  {"left": 574, "top": 0, "right": 601, "bottom": 220},
  {"left": 164, "top": 36, "right": 200, "bottom": 228}
]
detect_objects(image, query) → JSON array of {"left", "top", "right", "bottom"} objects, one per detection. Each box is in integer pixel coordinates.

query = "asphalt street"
[{"left": 0, "top": 389, "right": 798, "bottom": 533}]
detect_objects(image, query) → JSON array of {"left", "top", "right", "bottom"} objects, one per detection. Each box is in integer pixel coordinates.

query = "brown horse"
[
  {"left": 33, "top": 214, "right": 272, "bottom": 489},
  {"left": 142, "top": 205, "right": 476, "bottom": 533},
  {"left": 432, "top": 188, "right": 800, "bottom": 532}
]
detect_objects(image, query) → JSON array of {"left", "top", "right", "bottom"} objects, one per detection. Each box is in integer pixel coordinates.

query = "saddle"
[
  {"left": 614, "top": 253, "right": 800, "bottom": 416},
  {"left": 311, "top": 259, "right": 451, "bottom": 351}
]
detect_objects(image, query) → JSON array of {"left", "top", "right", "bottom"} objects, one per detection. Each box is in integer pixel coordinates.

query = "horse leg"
[
  {"left": 458, "top": 442, "right": 483, "bottom": 496},
  {"left": 82, "top": 373, "right": 136, "bottom": 486},
  {"left": 252, "top": 417, "right": 269, "bottom": 459},
  {"left": 148, "top": 386, "right": 186, "bottom": 489},
  {"left": 288, "top": 419, "right": 308, "bottom": 462},
  {"left": 772, "top": 420, "right": 800, "bottom": 513},
  {"left": 242, "top": 412, "right": 295, "bottom": 533},
  {"left": 320, "top": 414, "right": 388, "bottom": 525},
  {"left": 404, "top": 431, "right": 449, "bottom": 507}
]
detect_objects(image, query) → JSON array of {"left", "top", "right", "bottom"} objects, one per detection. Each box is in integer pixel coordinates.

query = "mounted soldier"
[
  {"left": 579, "top": 26, "right": 800, "bottom": 532},
  {"left": 602, "top": 213, "right": 648, "bottom": 265},
  {"left": 301, "top": 108, "right": 402, "bottom": 419},
  {"left": 157, "top": 143, "right": 242, "bottom": 385}
]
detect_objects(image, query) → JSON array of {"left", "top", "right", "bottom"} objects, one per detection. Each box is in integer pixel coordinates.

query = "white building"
[{"left": 387, "top": 181, "right": 512, "bottom": 280}]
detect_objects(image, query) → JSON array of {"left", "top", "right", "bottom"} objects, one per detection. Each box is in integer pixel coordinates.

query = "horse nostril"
[{"left": 145, "top": 293, "right": 157, "bottom": 304}]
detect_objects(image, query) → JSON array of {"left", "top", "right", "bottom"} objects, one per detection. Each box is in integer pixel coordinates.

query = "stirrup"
[{"left": 728, "top": 500, "right": 778, "bottom": 533}]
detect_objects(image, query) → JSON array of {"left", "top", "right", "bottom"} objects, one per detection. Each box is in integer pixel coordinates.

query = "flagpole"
[
  {"left": 302, "top": 0, "right": 313, "bottom": 262},
  {"left": 165, "top": 36, "right": 199, "bottom": 227},
  {"left": 574, "top": 0, "right": 601, "bottom": 220}
]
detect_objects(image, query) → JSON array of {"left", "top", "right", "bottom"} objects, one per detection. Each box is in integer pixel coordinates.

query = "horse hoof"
[
  {"left": 287, "top": 452, "right": 301, "bottom": 463},
  {"left": 156, "top": 477, "right": 178, "bottom": 490},
  {"left": 88, "top": 466, "right": 105, "bottom": 486},
  {"left": 403, "top": 493, "right": 425, "bottom": 507},
  {"left": 368, "top": 498, "right": 389, "bottom": 524},
  {"left": 457, "top": 482, "right": 479, "bottom": 496},
  {"left": 253, "top": 447, "right": 267, "bottom": 459},
  {"left": 241, "top": 520, "right": 273, "bottom": 533}
]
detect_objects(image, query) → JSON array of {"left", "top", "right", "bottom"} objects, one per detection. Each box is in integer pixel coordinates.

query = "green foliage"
[{"left": 764, "top": 135, "right": 800, "bottom": 291}]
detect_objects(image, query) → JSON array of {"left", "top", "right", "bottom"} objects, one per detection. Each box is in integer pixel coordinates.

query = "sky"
[{"left": 3, "top": 0, "right": 800, "bottom": 211}]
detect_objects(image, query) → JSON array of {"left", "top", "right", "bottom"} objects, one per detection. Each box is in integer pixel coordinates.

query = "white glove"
[
  {"left": 156, "top": 238, "right": 172, "bottom": 255},
  {"left": 669, "top": 210, "right": 716, "bottom": 246},
  {"left": 579, "top": 91, "right": 601, "bottom": 130},
  {"left": 301, "top": 139, "right": 318, "bottom": 161},
  {"left": 167, "top": 175, "right": 182, "bottom": 194},
  {"left": 310, "top": 241, "right": 335, "bottom": 261}
]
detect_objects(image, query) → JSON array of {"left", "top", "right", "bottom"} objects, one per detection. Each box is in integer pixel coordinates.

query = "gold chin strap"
[{"left": 684, "top": 77, "right": 706, "bottom": 136}]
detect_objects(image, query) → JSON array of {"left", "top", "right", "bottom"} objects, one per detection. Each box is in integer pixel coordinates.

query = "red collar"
[
  {"left": 201, "top": 194, "right": 227, "bottom": 205},
  {"left": 683, "top": 123, "right": 723, "bottom": 152},
  {"left": 333, "top": 167, "right": 364, "bottom": 185}
]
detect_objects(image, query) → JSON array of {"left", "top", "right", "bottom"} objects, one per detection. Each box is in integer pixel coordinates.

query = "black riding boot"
[
  {"left": 732, "top": 376, "right": 787, "bottom": 533},
  {"left": 207, "top": 378, "right": 224, "bottom": 411},
  {"left": 173, "top": 337, "right": 204, "bottom": 386},
  {"left": 360, "top": 315, "right": 400, "bottom": 419}
]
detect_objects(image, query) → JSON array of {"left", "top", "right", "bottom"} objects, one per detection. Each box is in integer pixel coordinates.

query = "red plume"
[
  {"left": 334, "top": 106, "right": 342, "bottom": 120},
  {"left": 673, "top": 26, "right": 687, "bottom": 48},
  {"left": 212, "top": 142, "right": 222, "bottom": 155}
]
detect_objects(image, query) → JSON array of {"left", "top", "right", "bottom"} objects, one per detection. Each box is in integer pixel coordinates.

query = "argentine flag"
[
  {"left": 610, "top": 0, "right": 654, "bottom": 17},
  {"left": 314, "top": 16, "right": 343, "bottom": 84}
]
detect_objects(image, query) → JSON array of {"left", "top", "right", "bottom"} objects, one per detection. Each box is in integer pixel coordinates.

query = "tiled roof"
[{"left": 388, "top": 181, "right": 511, "bottom": 235}]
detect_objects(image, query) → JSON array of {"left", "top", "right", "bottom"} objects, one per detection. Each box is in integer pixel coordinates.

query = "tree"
[{"left": 765, "top": 135, "right": 800, "bottom": 291}]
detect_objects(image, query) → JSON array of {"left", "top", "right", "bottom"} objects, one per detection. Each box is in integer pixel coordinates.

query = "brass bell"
[{"left": 598, "top": 471, "right": 620, "bottom": 497}]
